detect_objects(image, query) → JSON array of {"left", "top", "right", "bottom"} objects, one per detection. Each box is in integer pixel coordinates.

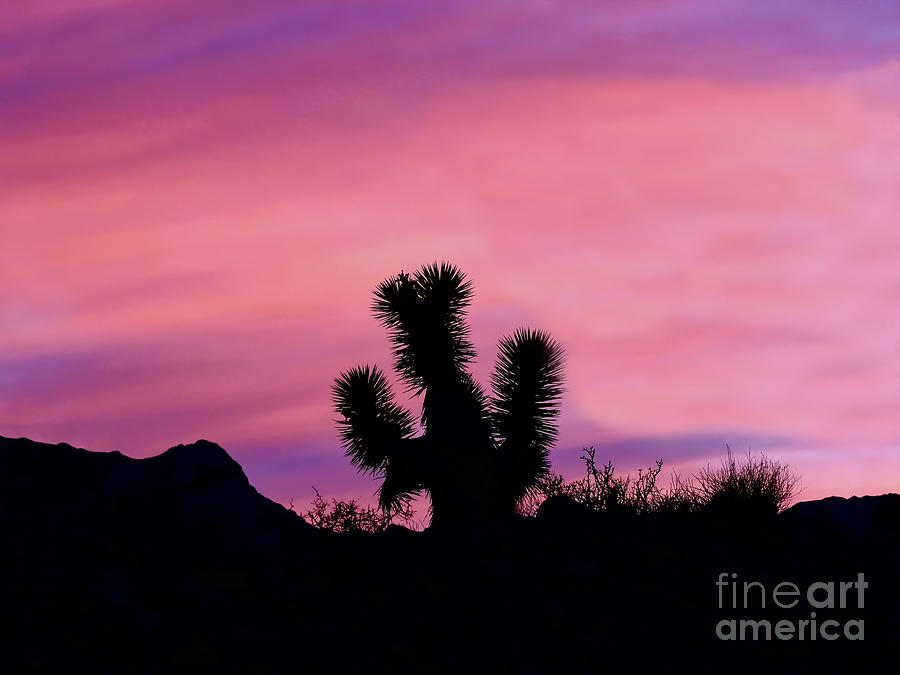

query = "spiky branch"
[
  {"left": 491, "top": 328, "right": 565, "bottom": 499},
  {"left": 334, "top": 263, "right": 564, "bottom": 525},
  {"left": 332, "top": 365, "right": 414, "bottom": 474}
]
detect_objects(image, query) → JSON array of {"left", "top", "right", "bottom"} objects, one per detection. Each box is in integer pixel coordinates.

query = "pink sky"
[{"left": 2, "top": 1, "right": 899, "bottom": 509}]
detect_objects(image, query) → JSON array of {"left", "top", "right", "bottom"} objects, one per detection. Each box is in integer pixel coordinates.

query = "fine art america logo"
[{"left": 715, "top": 572, "right": 867, "bottom": 641}]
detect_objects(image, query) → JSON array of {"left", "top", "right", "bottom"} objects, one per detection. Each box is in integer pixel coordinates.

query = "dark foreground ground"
[{"left": 1, "top": 435, "right": 897, "bottom": 674}]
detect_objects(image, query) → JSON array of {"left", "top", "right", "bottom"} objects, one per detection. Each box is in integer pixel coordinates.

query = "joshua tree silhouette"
[{"left": 333, "top": 262, "right": 564, "bottom": 527}]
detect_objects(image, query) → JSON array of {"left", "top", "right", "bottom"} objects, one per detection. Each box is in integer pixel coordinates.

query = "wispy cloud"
[{"left": 3, "top": 1, "right": 899, "bottom": 506}]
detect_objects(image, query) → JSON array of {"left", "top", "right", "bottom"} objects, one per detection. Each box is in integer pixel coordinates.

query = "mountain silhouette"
[
  {"left": 1, "top": 434, "right": 897, "bottom": 674},
  {"left": 0, "top": 435, "right": 312, "bottom": 556},
  {"left": 781, "top": 494, "right": 900, "bottom": 548}
]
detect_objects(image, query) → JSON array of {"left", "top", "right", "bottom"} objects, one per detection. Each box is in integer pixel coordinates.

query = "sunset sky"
[{"left": 3, "top": 0, "right": 899, "bottom": 511}]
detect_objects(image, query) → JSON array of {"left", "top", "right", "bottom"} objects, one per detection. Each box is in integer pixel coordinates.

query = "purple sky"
[{"left": 2, "top": 1, "right": 900, "bottom": 510}]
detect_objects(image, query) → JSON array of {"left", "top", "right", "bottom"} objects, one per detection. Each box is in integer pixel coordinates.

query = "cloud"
[
  {"left": 552, "top": 428, "right": 797, "bottom": 473},
  {"left": 3, "top": 2, "right": 899, "bottom": 505}
]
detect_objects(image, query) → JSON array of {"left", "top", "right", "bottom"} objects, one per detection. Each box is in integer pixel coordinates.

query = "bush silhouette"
[
  {"left": 695, "top": 447, "right": 800, "bottom": 521},
  {"left": 523, "top": 446, "right": 797, "bottom": 521},
  {"left": 303, "top": 488, "right": 418, "bottom": 533},
  {"left": 332, "top": 262, "right": 564, "bottom": 527},
  {"left": 526, "top": 447, "right": 677, "bottom": 516}
]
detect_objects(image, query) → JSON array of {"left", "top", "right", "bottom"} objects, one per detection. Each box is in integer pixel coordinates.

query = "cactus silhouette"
[{"left": 333, "top": 262, "right": 564, "bottom": 527}]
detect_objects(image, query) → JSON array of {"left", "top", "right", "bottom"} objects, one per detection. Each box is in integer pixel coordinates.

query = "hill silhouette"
[
  {"left": 1, "top": 434, "right": 897, "bottom": 674},
  {"left": 0, "top": 435, "right": 312, "bottom": 553}
]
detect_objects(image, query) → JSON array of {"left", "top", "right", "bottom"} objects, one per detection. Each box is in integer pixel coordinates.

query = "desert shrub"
[
  {"left": 302, "top": 489, "right": 419, "bottom": 533},
  {"left": 518, "top": 446, "right": 799, "bottom": 520},
  {"left": 519, "top": 447, "right": 671, "bottom": 516},
  {"left": 515, "top": 473, "right": 566, "bottom": 516},
  {"left": 654, "top": 471, "right": 701, "bottom": 515},
  {"left": 563, "top": 447, "right": 664, "bottom": 514},
  {"left": 694, "top": 447, "right": 800, "bottom": 518}
]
